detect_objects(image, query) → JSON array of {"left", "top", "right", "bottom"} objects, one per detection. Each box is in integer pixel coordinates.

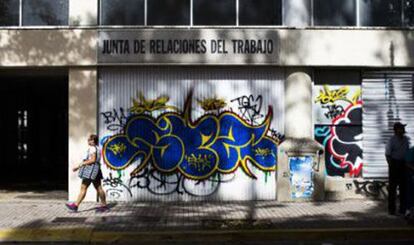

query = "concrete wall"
[
  {"left": 0, "top": 29, "right": 97, "bottom": 67},
  {"left": 279, "top": 29, "right": 414, "bottom": 67},
  {"left": 68, "top": 68, "right": 98, "bottom": 202},
  {"left": 1, "top": 28, "right": 413, "bottom": 67}
]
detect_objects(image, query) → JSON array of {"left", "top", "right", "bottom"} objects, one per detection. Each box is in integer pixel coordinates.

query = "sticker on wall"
[{"left": 289, "top": 156, "right": 314, "bottom": 199}]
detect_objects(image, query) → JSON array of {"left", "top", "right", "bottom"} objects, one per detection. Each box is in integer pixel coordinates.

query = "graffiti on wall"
[
  {"left": 100, "top": 107, "right": 128, "bottom": 131},
  {"left": 270, "top": 128, "right": 285, "bottom": 145},
  {"left": 313, "top": 85, "right": 363, "bottom": 177},
  {"left": 322, "top": 104, "right": 345, "bottom": 120},
  {"left": 130, "top": 92, "right": 179, "bottom": 114},
  {"left": 100, "top": 89, "right": 281, "bottom": 199},
  {"left": 353, "top": 179, "right": 388, "bottom": 198},
  {"left": 197, "top": 97, "right": 227, "bottom": 112},
  {"left": 128, "top": 165, "right": 236, "bottom": 197},
  {"left": 230, "top": 94, "right": 264, "bottom": 125},
  {"left": 314, "top": 106, "right": 363, "bottom": 177},
  {"left": 103, "top": 90, "right": 278, "bottom": 180},
  {"left": 102, "top": 172, "right": 133, "bottom": 199},
  {"left": 314, "top": 85, "right": 361, "bottom": 123}
]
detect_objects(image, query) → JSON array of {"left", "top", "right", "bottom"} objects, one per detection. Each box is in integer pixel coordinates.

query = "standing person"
[
  {"left": 385, "top": 122, "right": 410, "bottom": 215},
  {"left": 65, "top": 134, "right": 109, "bottom": 212}
]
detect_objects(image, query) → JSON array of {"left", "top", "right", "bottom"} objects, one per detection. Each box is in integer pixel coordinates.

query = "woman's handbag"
[
  {"left": 78, "top": 162, "right": 100, "bottom": 180},
  {"left": 78, "top": 146, "right": 100, "bottom": 180}
]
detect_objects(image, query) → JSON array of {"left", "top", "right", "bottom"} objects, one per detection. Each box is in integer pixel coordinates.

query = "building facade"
[{"left": 0, "top": 0, "right": 414, "bottom": 202}]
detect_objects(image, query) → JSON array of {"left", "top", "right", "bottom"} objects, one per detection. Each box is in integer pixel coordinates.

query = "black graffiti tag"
[
  {"left": 128, "top": 165, "right": 234, "bottom": 197},
  {"left": 102, "top": 172, "right": 133, "bottom": 199},
  {"left": 100, "top": 107, "right": 128, "bottom": 131},
  {"left": 322, "top": 104, "right": 344, "bottom": 119},
  {"left": 353, "top": 179, "right": 387, "bottom": 197},
  {"left": 231, "top": 95, "right": 264, "bottom": 125},
  {"left": 270, "top": 128, "right": 285, "bottom": 144}
]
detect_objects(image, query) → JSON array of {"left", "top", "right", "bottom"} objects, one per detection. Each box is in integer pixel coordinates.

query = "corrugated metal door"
[
  {"left": 313, "top": 85, "right": 363, "bottom": 178},
  {"left": 362, "top": 71, "right": 414, "bottom": 178},
  {"left": 99, "top": 67, "right": 284, "bottom": 201}
]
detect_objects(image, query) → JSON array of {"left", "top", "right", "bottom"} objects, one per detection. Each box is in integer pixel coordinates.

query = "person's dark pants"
[
  {"left": 406, "top": 168, "right": 414, "bottom": 213},
  {"left": 388, "top": 159, "right": 407, "bottom": 214}
]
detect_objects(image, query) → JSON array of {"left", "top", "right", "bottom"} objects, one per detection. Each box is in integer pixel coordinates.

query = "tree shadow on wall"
[{"left": 0, "top": 27, "right": 98, "bottom": 144}]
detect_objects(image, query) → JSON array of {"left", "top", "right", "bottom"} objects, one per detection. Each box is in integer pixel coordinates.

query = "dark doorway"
[{"left": 0, "top": 70, "right": 68, "bottom": 190}]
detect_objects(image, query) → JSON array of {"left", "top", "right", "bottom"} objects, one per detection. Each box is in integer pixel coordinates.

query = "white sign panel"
[{"left": 98, "top": 29, "right": 279, "bottom": 64}]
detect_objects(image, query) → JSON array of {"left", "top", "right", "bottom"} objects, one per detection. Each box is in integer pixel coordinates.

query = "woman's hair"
[{"left": 89, "top": 134, "right": 99, "bottom": 145}]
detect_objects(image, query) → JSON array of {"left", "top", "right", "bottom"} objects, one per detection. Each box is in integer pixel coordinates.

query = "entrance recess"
[{"left": 0, "top": 71, "right": 68, "bottom": 190}]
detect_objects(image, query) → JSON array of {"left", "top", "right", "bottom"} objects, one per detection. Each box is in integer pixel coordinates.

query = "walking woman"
[{"left": 66, "top": 134, "right": 108, "bottom": 212}]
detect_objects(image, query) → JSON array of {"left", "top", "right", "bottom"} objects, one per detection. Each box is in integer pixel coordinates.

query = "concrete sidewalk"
[{"left": 0, "top": 191, "right": 413, "bottom": 243}]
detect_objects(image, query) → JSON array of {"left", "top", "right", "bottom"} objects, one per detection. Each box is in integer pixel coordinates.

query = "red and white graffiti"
[{"left": 327, "top": 101, "right": 363, "bottom": 177}]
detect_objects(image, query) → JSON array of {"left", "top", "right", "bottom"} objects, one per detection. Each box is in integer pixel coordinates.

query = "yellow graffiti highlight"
[
  {"left": 107, "top": 143, "right": 127, "bottom": 157},
  {"left": 315, "top": 85, "right": 351, "bottom": 104},
  {"left": 255, "top": 148, "right": 274, "bottom": 158},
  {"left": 185, "top": 154, "right": 213, "bottom": 172},
  {"left": 130, "top": 92, "right": 178, "bottom": 114},
  {"left": 351, "top": 88, "right": 362, "bottom": 104},
  {"left": 197, "top": 98, "right": 227, "bottom": 111},
  {"left": 200, "top": 133, "right": 214, "bottom": 146}
]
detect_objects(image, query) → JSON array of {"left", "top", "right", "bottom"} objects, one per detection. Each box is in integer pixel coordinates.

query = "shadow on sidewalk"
[
  {"left": 1, "top": 198, "right": 414, "bottom": 243},
  {"left": 0, "top": 190, "right": 67, "bottom": 201}
]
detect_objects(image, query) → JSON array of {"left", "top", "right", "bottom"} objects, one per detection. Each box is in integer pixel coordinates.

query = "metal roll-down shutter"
[
  {"left": 98, "top": 67, "right": 285, "bottom": 201},
  {"left": 362, "top": 71, "right": 414, "bottom": 178}
]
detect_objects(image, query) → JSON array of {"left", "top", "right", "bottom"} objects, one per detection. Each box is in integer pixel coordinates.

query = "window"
[
  {"left": 314, "top": 69, "right": 361, "bottom": 85},
  {"left": 22, "top": 0, "right": 68, "bottom": 26},
  {"left": 239, "top": 0, "right": 282, "bottom": 25},
  {"left": 314, "top": 0, "right": 356, "bottom": 26},
  {"left": 100, "top": 0, "right": 144, "bottom": 25},
  {"left": 0, "top": 0, "right": 19, "bottom": 26},
  {"left": 359, "top": 0, "right": 402, "bottom": 27},
  {"left": 193, "top": 0, "right": 236, "bottom": 25},
  {"left": 17, "top": 109, "right": 29, "bottom": 161},
  {"left": 148, "top": 0, "right": 190, "bottom": 25},
  {"left": 404, "top": 0, "right": 414, "bottom": 26}
]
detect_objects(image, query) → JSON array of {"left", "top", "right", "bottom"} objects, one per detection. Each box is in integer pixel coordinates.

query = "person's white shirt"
[{"left": 86, "top": 146, "right": 101, "bottom": 163}]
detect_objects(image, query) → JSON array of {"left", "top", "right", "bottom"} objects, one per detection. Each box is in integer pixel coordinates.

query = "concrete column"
[
  {"left": 277, "top": 69, "right": 324, "bottom": 201},
  {"left": 283, "top": 0, "right": 311, "bottom": 27},
  {"left": 285, "top": 70, "right": 312, "bottom": 139},
  {"left": 68, "top": 67, "right": 98, "bottom": 202}
]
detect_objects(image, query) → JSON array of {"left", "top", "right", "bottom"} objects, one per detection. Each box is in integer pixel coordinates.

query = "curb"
[
  {"left": 1, "top": 227, "right": 414, "bottom": 242},
  {"left": 0, "top": 228, "right": 93, "bottom": 242}
]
